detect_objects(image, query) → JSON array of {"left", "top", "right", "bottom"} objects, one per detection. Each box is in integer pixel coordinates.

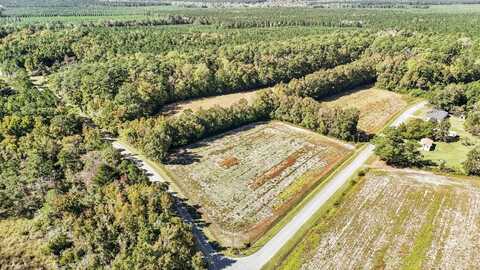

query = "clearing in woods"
[
  {"left": 161, "top": 89, "right": 261, "bottom": 116},
  {"left": 323, "top": 86, "right": 408, "bottom": 133},
  {"left": 162, "top": 121, "right": 353, "bottom": 247},
  {"left": 278, "top": 169, "right": 480, "bottom": 270}
]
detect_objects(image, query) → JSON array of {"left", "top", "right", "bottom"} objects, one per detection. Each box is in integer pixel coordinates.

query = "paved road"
[
  {"left": 222, "top": 101, "right": 427, "bottom": 270},
  {"left": 114, "top": 101, "right": 427, "bottom": 270}
]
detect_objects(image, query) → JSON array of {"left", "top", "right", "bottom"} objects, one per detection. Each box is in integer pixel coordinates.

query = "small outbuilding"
[
  {"left": 420, "top": 138, "right": 434, "bottom": 151},
  {"left": 425, "top": 109, "right": 449, "bottom": 122},
  {"left": 448, "top": 131, "right": 458, "bottom": 138}
]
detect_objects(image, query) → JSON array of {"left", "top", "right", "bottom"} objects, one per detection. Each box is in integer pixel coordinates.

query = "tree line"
[
  {"left": 430, "top": 81, "right": 480, "bottom": 136},
  {"left": 49, "top": 33, "right": 371, "bottom": 130},
  {"left": 122, "top": 86, "right": 360, "bottom": 163},
  {"left": 280, "top": 58, "right": 377, "bottom": 100},
  {"left": 0, "top": 75, "right": 205, "bottom": 268}
]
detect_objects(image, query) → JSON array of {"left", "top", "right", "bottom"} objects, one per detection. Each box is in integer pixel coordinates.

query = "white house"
[{"left": 420, "top": 138, "right": 434, "bottom": 151}]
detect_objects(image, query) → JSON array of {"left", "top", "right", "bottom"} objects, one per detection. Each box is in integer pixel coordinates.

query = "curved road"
[{"left": 113, "top": 101, "right": 427, "bottom": 270}]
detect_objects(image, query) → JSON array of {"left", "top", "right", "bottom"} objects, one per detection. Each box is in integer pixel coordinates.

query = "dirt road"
[{"left": 113, "top": 101, "right": 427, "bottom": 270}]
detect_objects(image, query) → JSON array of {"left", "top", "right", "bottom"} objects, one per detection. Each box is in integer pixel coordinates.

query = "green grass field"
[{"left": 423, "top": 116, "right": 480, "bottom": 173}]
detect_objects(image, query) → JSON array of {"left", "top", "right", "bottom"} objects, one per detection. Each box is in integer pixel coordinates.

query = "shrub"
[{"left": 464, "top": 147, "right": 480, "bottom": 176}]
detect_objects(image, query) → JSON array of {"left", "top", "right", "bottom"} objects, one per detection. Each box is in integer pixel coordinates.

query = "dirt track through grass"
[{"left": 279, "top": 169, "right": 480, "bottom": 270}]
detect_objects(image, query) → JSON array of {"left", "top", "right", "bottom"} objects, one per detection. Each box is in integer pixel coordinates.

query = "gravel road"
[{"left": 113, "top": 101, "right": 427, "bottom": 270}]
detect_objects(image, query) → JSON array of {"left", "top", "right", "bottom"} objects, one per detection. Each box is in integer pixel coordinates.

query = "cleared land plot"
[
  {"left": 279, "top": 169, "right": 480, "bottom": 270},
  {"left": 163, "top": 121, "right": 353, "bottom": 246},
  {"left": 323, "top": 86, "right": 408, "bottom": 133},
  {"left": 161, "top": 89, "right": 261, "bottom": 116}
]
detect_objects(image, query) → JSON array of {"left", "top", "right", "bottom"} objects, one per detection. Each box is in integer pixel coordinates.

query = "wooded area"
[
  {"left": 1, "top": 3, "right": 480, "bottom": 269},
  {"left": 0, "top": 76, "right": 204, "bottom": 268}
]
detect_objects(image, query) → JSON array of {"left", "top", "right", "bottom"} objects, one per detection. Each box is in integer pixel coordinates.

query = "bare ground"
[
  {"left": 323, "top": 86, "right": 408, "bottom": 133},
  {"left": 280, "top": 169, "right": 480, "bottom": 270},
  {"left": 161, "top": 89, "right": 261, "bottom": 117},
  {"left": 163, "top": 122, "right": 353, "bottom": 247}
]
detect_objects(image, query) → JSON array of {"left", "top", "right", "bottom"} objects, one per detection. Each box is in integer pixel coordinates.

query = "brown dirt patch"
[
  {"left": 162, "top": 89, "right": 261, "bottom": 117},
  {"left": 163, "top": 122, "right": 353, "bottom": 247},
  {"left": 219, "top": 156, "right": 240, "bottom": 169},
  {"left": 323, "top": 86, "right": 408, "bottom": 133}
]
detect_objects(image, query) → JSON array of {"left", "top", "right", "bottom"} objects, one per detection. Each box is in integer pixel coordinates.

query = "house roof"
[
  {"left": 426, "top": 109, "right": 448, "bottom": 121},
  {"left": 420, "top": 138, "right": 434, "bottom": 145}
]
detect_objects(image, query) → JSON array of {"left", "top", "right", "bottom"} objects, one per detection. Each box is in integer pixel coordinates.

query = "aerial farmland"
[
  {"left": 323, "top": 86, "right": 409, "bottom": 133},
  {"left": 2, "top": 1, "right": 480, "bottom": 269},
  {"left": 278, "top": 169, "right": 480, "bottom": 269},
  {"left": 163, "top": 121, "right": 353, "bottom": 246}
]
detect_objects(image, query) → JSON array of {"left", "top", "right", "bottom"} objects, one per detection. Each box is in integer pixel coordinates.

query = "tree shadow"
[
  {"left": 178, "top": 198, "right": 212, "bottom": 229},
  {"left": 190, "top": 122, "right": 264, "bottom": 146},
  {"left": 445, "top": 136, "right": 460, "bottom": 143},
  {"left": 418, "top": 159, "right": 437, "bottom": 167},
  {"left": 166, "top": 122, "right": 266, "bottom": 166},
  {"left": 321, "top": 83, "right": 375, "bottom": 102},
  {"left": 174, "top": 197, "right": 236, "bottom": 269},
  {"left": 356, "top": 129, "right": 375, "bottom": 142},
  {"left": 166, "top": 149, "right": 203, "bottom": 165},
  {"left": 158, "top": 103, "right": 182, "bottom": 117}
]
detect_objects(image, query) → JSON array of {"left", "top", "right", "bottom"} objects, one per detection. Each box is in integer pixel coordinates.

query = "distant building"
[
  {"left": 420, "top": 138, "right": 434, "bottom": 151},
  {"left": 448, "top": 131, "right": 458, "bottom": 138},
  {"left": 425, "top": 109, "right": 449, "bottom": 122}
]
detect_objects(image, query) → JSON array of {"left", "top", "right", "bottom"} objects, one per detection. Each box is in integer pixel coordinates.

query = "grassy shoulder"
[{"left": 262, "top": 166, "right": 367, "bottom": 270}]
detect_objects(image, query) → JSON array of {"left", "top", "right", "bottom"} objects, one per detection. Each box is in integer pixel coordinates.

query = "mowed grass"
[
  {"left": 423, "top": 116, "right": 480, "bottom": 172},
  {"left": 276, "top": 169, "right": 480, "bottom": 270},
  {"left": 322, "top": 86, "right": 408, "bottom": 134},
  {"left": 162, "top": 121, "right": 353, "bottom": 247}
]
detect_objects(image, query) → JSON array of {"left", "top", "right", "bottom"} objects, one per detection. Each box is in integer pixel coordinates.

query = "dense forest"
[
  {"left": 48, "top": 32, "right": 370, "bottom": 129},
  {"left": 3, "top": 5, "right": 480, "bottom": 35}
]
